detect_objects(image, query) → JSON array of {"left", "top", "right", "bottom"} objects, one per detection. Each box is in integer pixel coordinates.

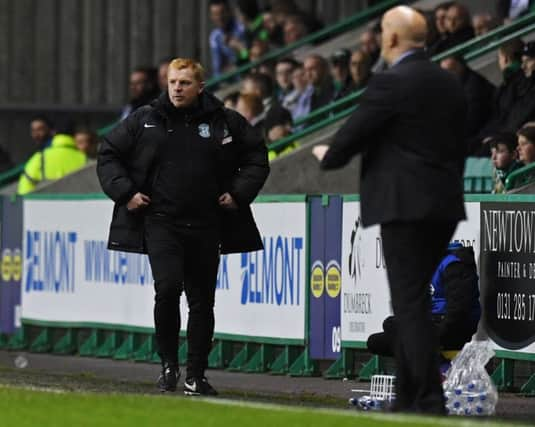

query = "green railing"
[
  {"left": 505, "top": 162, "right": 535, "bottom": 191},
  {"left": 205, "top": 0, "right": 400, "bottom": 89},
  {"left": 269, "top": 105, "right": 357, "bottom": 152},
  {"left": 0, "top": 163, "right": 25, "bottom": 188},
  {"left": 269, "top": 11, "right": 535, "bottom": 154},
  {"left": 432, "top": 10, "right": 535, "bottom": 62}
]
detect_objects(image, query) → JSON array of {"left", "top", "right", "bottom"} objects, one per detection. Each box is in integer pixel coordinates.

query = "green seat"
[
  {"left": 505, "top": 162, "right": 535, "bottom": 191},
  {"left": 464, "top": 157, "right": 493, "bottom": 194}
]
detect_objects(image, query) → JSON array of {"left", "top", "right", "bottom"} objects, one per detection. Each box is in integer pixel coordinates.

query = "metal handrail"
[{"left": 269, "top": 105, "right": 357, "bottom": 152}]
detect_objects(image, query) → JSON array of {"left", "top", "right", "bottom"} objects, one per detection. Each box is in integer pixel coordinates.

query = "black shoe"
[
  {"left": 157, "top": 364, "right": 180, "bottom": 392},
  {"left": 183, "top": 376, "right": 218, "bottom": 396}
]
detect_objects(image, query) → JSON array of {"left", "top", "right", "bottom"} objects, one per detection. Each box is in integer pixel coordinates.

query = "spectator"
[
  {"left": 223, "top": 91, "right": 240, "bottom": 109},
  {"left": 489, "top": 132, "right": 523, "bottom": 193},
  {"left": 120, "top": 67, "right": 159, "bottom": 120},
  {"left": 282, "top": 62, "right": 312, "bottom": 122},
  {"left": 367, "top": 243, "right": 480, "bottom": 370},
  {"left": 208, "top": 0, "right": 247, "bottom": 77},
  {"left": 16, "top": 115, "right": 55, "bottom": 188},
  {"left": 349, "top": 50, "right": 372, "bottom": 91},
  {"left": 256, "top": 61, "right": 276, "bottom": 81},
  {"left": 283, "top": 15, "right": 309, "bottom": 46},
  {"left": 517, "top": 122, "right": 535, "bottom": 165},
  {"left": 498, "top": 37, "right": 524, "bottom": 77},
  {"left": 362, "top": 25, "right": 388, "bottom": 73},
  {"left": 249, "top": 39, "right": 270, "bottom": 63},
  {"left": 18, "top": 120, "right": 87, "bottom": 195},
  {"left": 429, "top": 1, "right": 455, "bottom": 54},
  {"left": 494, "top": 38, "right": 525, "bottom": 124},
  {"left": 74, "top": 129, "right": 99, "bottom": 160},
  {"left": 472, "top": 13, "right": 498, "bottom": 36},
  {"left": 330, "top": 48, "right": 355, "bottom": 100},
  {"left": 241, "top": 72, "right": 293, "bottom": 133},
  {"left": 271, "top": 0, "right": 323, "bottom": 34},
  {"left": 267, "top": 124, "right": 291, "bottom": 144},
  {"left": 440, "top": 55, "right": 495, "bottom": 138},
  {"left": 275, "top": 58, "right": 298, "bottom": 103},
  {"left": 434, "top": 2, "right": 455, "bottom": 37},
  {"left": 433, "top": 2, "right": 475, "bottom": 54},
  {"left": 469, "top": 39, "right": 525, "bottom": 155},
  {"left": 157, "top": 57, "right": 174, "bottom": 92},
  {"left": 496, "top": 0, "right": 535, "bottom": 22},
  {"left": 235, "top": 0, "right": 267, "bottom": 47},
  {"left": 304, "top": 54, "right": 335, "bottom": 116},
  {"left": 261, "top": 11, "right": 285, "bottom": 47},
  {"left": 522, "top": 40, "right": 535, "bottom": 78},
  {"left": 358, "top": 29, "right": 381, "bottom": 66},
  {"left": 267, "top": 124, "right": 297, "bottom": 161},
  {"left": 235, "top": 93, "right": 265, "bottom": 132},
  {"left": 30, "top": 116, "right": 54, "bottom": 150},
  {"left": 420, "top": 9, "right": 440, "bottom": 49},
  {"left": 500, "top": 42, "right": 535, "bottom": 133}
]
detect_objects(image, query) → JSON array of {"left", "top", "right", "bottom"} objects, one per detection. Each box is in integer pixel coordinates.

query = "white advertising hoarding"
[
  {"left": 340, "top": 200, "right": 481, "bottom": 347},
  {"left": 22, "top": 198, "right": 306, "bottom": 342},
  {"left": 214, "top": 202, "right": 307, "bottom": 342}
]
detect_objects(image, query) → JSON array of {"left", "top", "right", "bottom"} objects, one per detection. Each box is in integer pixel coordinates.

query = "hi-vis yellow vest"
[{"left": 17, "top": 134, "right": 87, "bottom": 195}]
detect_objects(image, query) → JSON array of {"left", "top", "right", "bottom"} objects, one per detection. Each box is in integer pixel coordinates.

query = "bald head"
[{"left": 381, "top": 6, "right": 428, "bottom": 65}]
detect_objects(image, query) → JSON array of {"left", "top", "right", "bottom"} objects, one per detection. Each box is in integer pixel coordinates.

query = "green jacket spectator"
[{"left": 18, "top": 134, "right": 87, "bottom": 195}]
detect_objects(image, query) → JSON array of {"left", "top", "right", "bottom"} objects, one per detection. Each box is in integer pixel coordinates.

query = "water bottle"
[
  {"left": 452, "top": 400, "right": 463, "bottom": 415},
  {"left": 464, "top": 403, "right": 473, "bottom": 416}
]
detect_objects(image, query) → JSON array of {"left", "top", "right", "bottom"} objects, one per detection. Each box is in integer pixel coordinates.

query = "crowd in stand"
[
  {"left": 17, "top": 0, "right": 535, "bottom": 193},
  {"left": 205, "top": 0, "right": 535, "bottom": 165}
]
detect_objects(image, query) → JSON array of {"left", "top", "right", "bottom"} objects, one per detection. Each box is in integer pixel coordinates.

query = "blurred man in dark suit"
[{"left": 313, "top": 6, "right": 467, "bottom": 415}]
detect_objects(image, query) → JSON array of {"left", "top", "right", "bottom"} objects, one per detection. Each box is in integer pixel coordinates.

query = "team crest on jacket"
[{"left": 198, "top": 123, "right": 211, "bottom": 138}]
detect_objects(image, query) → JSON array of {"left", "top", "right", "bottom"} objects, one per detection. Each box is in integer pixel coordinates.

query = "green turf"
[{"left": 0, "top": 385, "right": 524, "bottom": 427}]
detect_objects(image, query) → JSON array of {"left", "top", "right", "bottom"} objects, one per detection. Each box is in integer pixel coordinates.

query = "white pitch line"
[
  {"left": 0, "top": 383, "right": 67, "bottom": 394},
  {"left": 0, "top": 384, "right": 530, "bottom": 427},
  {"left": 192, "top": 397, "right": 531, "bottom": 427}
]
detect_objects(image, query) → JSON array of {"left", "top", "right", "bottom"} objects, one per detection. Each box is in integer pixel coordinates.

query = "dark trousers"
[
  {"left": 145, "top": 215, "right": 220, "bottom": 379},
  {"left": 381, "top": 220, "right": 457, "bottom": 415},
  {"left": 367, "top": 316, "right": 475, "bottom": 358}
]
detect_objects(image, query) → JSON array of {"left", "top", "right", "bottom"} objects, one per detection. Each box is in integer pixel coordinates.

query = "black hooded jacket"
[{"left": 97, "top": 91, "right": 270, "bottom": 254}]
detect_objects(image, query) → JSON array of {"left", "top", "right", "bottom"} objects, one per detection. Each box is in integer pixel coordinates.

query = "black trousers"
[
  {"left": 145, "top": 215, "right": 220, "bottom": 379},
  {"left": 367, "top": 316, "right": 476, "bottom": 358},
  {"left": 381, "top": 220, "right": 457, "bottom": 415}
]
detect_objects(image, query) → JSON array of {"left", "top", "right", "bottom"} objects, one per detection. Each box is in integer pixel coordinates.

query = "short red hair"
[{"left": 168, "top": 58, "right": 205, "bottom": 82}]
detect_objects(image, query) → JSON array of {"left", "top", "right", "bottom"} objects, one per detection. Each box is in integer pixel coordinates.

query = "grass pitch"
[{"left": 0, "top": 385, "right": 526, "bottom": 427}]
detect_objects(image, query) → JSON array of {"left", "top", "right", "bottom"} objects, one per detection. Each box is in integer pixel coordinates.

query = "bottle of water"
[
  {"left": 451, "top": 400, "right": 463, "bottom": 415},
  {"left": 463, "top": 402, "right": 474, "bottom": 416}
]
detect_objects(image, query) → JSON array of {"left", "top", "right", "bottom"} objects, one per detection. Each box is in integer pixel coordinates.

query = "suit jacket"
[{"left": 321, "top": 50, "right": 467, "bottom": 227}]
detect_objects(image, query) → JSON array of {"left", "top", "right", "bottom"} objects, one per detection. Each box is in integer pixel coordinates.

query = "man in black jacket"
[
  {"left": 313, "top": 6, "right": 466, "bottom": 414},
  {"left": 97, "top": 58, "right": 269, "bottom": 395},
  {"left": 440, "top": 55, "right": 495, "bottom": 139}
]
